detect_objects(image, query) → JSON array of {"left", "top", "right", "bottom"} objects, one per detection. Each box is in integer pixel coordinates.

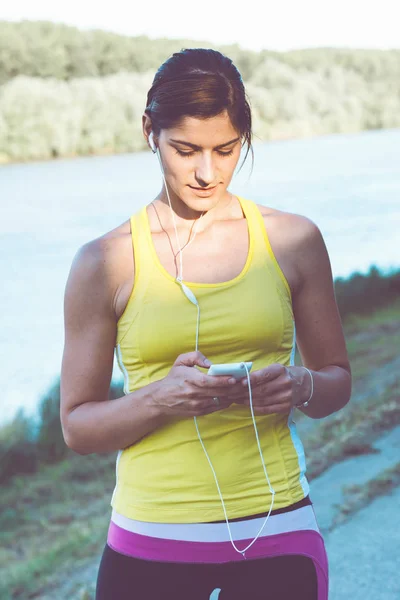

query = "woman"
[{"left": 60, "top": 48, "right": 351, "bottom": 599}]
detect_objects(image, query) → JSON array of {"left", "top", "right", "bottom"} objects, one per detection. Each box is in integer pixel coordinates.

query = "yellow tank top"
[{"left": 111, "top": 195, "right": 309, "bottom": 523}]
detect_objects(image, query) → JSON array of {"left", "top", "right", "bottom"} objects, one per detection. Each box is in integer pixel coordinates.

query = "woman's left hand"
[{"left": 228, "top": 363, "right": 306, "bottom": 415}]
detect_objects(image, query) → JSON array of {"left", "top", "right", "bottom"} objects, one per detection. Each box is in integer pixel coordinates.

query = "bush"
[
  {"left": 0, "top": 407, "right": 38, "bottom": 483},
  {"left": 335, "top": 266, "right": 400, "bottom": 321},
  {"left": 36, "top": 377, "right": 69, "bottom": 464},
  {"left": 1, "top": 21, "right": 400, "bottom": 162},
  {"left": 0, "top": 378, "right": 124, "bottom": 483}
]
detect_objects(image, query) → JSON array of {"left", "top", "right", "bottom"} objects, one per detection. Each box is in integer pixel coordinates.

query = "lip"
[{"left": 189, "top": 184, "right": 218, "bottom": 193}]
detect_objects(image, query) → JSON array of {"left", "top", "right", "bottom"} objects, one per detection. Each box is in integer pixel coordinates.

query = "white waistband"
[{"left": 111, "top": 505, "right": 320, "bottom": 542}]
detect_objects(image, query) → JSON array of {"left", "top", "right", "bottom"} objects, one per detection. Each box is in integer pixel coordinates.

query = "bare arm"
[
  {"left": 60, "top": 238, "right": 170, "bottom": 455},
  {"left": 212, "top": 210, "right": 351, "bottom": 420},
  {"left": 289, "top": 215, "right": 352, "bottom": 419},
  {"left": 60, "top": 237, "right": 239, "bottom": 455}
]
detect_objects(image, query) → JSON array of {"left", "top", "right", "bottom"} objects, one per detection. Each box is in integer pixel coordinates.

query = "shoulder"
[
  {"left": 257, "top": 203, "right": 320, "bottom": 245},
  {"left": 73, "top": 219, "right": 131, "bottom": 277},
  {"left": 255, "top": 203, "right": 330, "bottom": 293},
  {"left": 66, "top": 219, "right": 133, "bottom": 310}
]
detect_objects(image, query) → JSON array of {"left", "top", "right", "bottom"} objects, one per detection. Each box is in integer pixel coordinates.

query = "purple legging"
[{"left": 96, "top": 540, "right": 324, "bottom": 599}]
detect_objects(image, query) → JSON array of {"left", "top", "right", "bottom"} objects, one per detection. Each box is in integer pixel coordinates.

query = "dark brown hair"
[{"left": 145, "top": 48, "right": 253, "bottom": 171}]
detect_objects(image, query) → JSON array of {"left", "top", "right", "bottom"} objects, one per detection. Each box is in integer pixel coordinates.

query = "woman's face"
[{"left": 155, "top": 111, "right": 242, "bottom": 213}]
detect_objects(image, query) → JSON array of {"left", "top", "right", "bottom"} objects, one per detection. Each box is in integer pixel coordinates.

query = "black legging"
[{"left": 96, "top": 543, "right": 318, "bottom": 600}]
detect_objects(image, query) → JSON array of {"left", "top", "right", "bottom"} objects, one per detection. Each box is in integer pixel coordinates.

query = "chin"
[
  {"left": 188, "top": 198, "right": 218, "bottom": 213},
  {"left": 183, "top": 187, "right": 225, "bottom": 209}
]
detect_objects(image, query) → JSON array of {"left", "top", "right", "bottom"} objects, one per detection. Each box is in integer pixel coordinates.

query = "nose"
[{"left": 194, "top": 153, "right": 216, "bottom": 187}]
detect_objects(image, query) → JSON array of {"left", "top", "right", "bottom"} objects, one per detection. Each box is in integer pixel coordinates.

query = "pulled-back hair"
[{"left": 145, "top": 48, "right": 253, "bottom": 170}]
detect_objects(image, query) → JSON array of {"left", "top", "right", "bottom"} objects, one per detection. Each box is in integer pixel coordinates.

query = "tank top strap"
[
  {"left": 116, "top": 206, "right": 157, "bottom": 345},
  {"left": 130, "top": 207, "right": 144, "bottom": 282},
  {"left": 129, "top": 205, "right": 160, "bottom": 286},
  {"left": 238, "top": 196, "right": 292, "bottom": 300},
  {"left": 238, "top": 196, "right": 267, "bottom": 256}
]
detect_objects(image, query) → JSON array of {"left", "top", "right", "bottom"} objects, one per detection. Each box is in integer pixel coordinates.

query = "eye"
[
  {"left": 175, "top": 149, "right": 195, "bottom": 157},
  {"left": 217, "top": 149, "right": 234, "bottom": 157},
  {"left": 175, "top": 148, "right": 234, "bottom": 158}
]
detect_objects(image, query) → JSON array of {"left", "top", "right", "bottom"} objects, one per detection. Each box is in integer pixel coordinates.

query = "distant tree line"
[
  {"left": 1, "top": 265, "right": 399, "bottom": 485},
  {"left": 335, "top": 266, "right": 400, "bottom": 321},
  {"left": 0, "top": 378, "right": 124, "bottom": 484},
  {"left": 0, "top": 20, "right": 399, "bottom": 163}
]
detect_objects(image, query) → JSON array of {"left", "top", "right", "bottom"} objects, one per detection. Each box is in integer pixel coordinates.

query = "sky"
[{"left": 1, "top": 0, "right": 399, "bottom": 52}]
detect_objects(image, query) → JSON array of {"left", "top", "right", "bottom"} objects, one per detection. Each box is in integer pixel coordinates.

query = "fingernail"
[
  {"left": 228, "top": 378, "right": 237, "bottom": 384},
  {"left": 204, "top": 359, "right": 212, "bottom": 367}
]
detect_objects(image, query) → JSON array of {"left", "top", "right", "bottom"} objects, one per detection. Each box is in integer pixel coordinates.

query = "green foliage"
[
  {"left": 0, "top": 20, "right": 215, "bottom": 83},
  {"left": 334, "top": 266, "right": 400, "bottom": 322},
  {"left": 36, "top": 378, "right": 68, "bottom": 464},
  {"left": 0, "top": 408, "right": 38, "bottom": 484},
  {"left": 0, "top": 379, "right": 124, "bottom": 484},
  {"left": 0, "top": 71, "right": 154, "bottom": 161},
  {"left": 0, "top": 20, "right": 399, "bottom": 163}
]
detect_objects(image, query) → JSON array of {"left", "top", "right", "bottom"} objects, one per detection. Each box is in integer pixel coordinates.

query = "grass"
[
  {"left": 0, "top": 523, "right": 107, "bottom": 600},
  {"left": 0, "top": 453, "right": 115, "bottom": 599},
  {"left": 294, "top": 298, "right": 400, "bottom": 427},
  {"left": 342, "top": 300, "right": 400, "bottom": 380},
  {"left": 0, "top": 299, "right": 399, "bottom": 598},
  {"left": 303, "top": 378, "right": 400, "bottom": 480},
  {"left": 328, "top": 462, "right": 400, "bottom": 531},
  {"left": 343, "top": 298, "right": 400, "bottom": 332}
]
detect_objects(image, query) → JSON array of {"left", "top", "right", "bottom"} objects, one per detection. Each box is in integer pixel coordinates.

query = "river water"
[{"left": 1, "top": 128, "right": 399, "bottom": 426}]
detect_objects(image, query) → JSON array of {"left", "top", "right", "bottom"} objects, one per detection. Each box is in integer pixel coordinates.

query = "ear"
[{"left": 142, "top": 113, "right": 155, "bottom": 151}]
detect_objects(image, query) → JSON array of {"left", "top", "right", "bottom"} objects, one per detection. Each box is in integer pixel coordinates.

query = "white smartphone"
[{"left": 207, "top": 362, "right": 253, "bottom": 380}]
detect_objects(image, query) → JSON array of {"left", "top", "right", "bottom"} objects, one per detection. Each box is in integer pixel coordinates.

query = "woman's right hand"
[{"left": 151, "top": 351, "right": 241, "bottom": 417}]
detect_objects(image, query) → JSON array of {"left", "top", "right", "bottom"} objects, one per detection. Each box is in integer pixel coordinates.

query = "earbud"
[{"left": 148, "top": 131, "right": 157, "bottom": 153}]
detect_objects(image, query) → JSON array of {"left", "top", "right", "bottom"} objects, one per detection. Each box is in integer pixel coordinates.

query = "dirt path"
[{"left": 37, "top": 424, "right": 400, "bottom": 599}]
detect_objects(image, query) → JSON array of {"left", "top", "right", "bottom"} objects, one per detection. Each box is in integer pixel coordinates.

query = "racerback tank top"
[{"left": 111, "top": 195, "right": 309, "bottom": 523}]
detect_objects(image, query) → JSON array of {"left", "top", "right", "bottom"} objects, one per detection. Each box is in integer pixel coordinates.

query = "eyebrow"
[{"left": 169, "top": 137, "right": 240, "bottom": 150}]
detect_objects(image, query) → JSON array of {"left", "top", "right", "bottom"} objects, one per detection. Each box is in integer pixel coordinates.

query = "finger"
[
  {"left": 244, "top": 378, "right": 290, "bottom": 399},
  {"left": 187, "top": 396, "right": 233, "bottom": 416},
  {"left": 241, "top": 363, "right": 286, "bottom": 386},
  {"left": 205, "top": 375, "right": 237, "bottom": 393},
  {"left": 202, "top": 375, "right": 238, "bottom": 387},
  {"left": 243, "top": 384, "right": 291, "bottom": 407},
  {"left": 200, "top": 388, "right": 240, "bottom": 402},
  {"left": 204, "top": 397, "right": 237, "bottom": 414},
  {"left": 222, "top": 386, "right": 247, "bottom": 400},
  {"left": 173, "top": 351, "right": 211, "bottom": 369}
]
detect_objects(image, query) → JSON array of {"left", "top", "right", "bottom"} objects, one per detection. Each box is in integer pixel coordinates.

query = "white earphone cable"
[
  {"left": 154, "top": 143, "right": 276, "bottom": 558},
  {"left": 155, "top": 149, "right": 204, "bottom": 282}
]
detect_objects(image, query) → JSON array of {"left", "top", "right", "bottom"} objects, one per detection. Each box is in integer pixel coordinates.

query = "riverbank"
[
  {"left": 0, "top": 128, "right": 361, "bottom": 167},
  {"left": 0, "top": 296, "right": 399, "bottom": 599},
  {"left": 1, "top": 21, "right": 399, "bottom": 164}
]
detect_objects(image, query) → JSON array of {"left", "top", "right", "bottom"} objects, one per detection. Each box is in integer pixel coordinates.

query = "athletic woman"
[{"left": 60, "top": 48, "right": 351, "bottom": 599}]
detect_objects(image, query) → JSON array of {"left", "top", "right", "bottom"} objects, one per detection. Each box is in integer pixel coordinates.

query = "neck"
[{"left": 154, "top": 189, "right": 235, "bottom": 232}]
